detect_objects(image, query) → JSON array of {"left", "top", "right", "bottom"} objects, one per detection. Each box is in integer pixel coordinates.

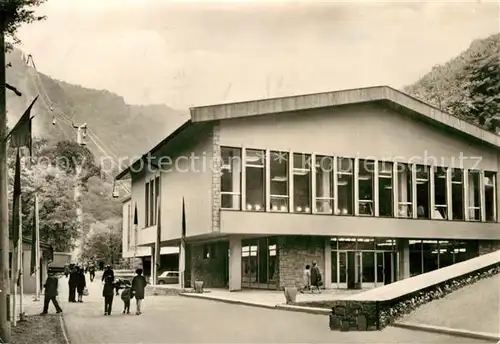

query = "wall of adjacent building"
[{"left": 129, "top": 123, "right": 215, "bottom": 246}]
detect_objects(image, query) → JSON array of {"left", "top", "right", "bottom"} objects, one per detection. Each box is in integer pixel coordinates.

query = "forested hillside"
[{"left": 404, "top": 33, "right": 500, "bottom": 132}]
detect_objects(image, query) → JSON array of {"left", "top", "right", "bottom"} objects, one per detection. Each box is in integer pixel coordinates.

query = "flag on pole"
[
  {"left": 179, "top": 197, "right": 186, "bottom": 273},
  {"left": 11, "top": 148, "right": 21, "bottom": 248},
  {"left": 155, "top": 198, "right": 161, "bottom": 283},
  {"left": 9, "top": 96, "right": 38, "bottom": 156},
  {"left": 133, "top": 203, "right": 138, "bottom": 226},
  {"left": 181, "top": 197, "right": 186, "bottom": 240},
  {"left": 30, "top": 195, "right": 38, "bottom": 275}
]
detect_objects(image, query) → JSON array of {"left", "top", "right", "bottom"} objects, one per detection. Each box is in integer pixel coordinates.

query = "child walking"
[
  {"left": 121, "top": 284, "right": 133, "bottom": 314},
  {"left": 102, "top": 275, "right": 115, "bottom": 315},
  {"left": 131, "top": 268, "right": 147, "bottom": 315}
]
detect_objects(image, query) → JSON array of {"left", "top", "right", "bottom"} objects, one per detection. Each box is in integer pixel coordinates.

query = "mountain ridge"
[{"left": 6, "top": 48, "right": 189, "bottom": 171}]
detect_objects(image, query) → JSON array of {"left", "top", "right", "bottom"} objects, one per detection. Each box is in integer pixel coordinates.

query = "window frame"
[
  {"left": 357, "top": 159, "right": 376, "bottom": 217},
  {"left": 467, "top": 170, "right": 481, "bottom": 222},
  {"left": 313, "top": 155, "right": 336, "bottom": 214},
  {"left": 244, "top": 148, "right": 266, "bottom": 212},
  {"left": 483, "top": 171, "right": 497, "bottom": 222},
  {"left": 269, "top": 150, "right": 290, "bottom": 212},
  {"left": 291, "top": 152, "right": 312, "bottom": 213},
  {"left": 220, "top": 146, "right": 243, "bottom": 211}
]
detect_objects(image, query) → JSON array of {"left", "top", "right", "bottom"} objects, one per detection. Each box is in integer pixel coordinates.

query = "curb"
[
  {"left": 179, "top": 293, "right": 277, "bottom": 310},
  {"left": 59, "top": 314, "right": 71, "bottom": 344},
  {"left": 275, "top": 304, "right": 331, "bottom": 315},
  {"left": 393, "top": 322, "right": 500, "bottom": 342}
]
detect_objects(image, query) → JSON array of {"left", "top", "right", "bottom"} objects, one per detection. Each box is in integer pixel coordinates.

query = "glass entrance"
[
  {"left": 332, "top": 238, "right": 398, "bottom": 289},
  {"left": 242, "top": 237, "right": 278, "bottom": 289},
  {"left": 338, "top": 251, "right": 362, "bottom": 289}
]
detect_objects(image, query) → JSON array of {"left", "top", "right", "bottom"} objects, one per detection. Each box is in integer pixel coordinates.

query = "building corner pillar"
[
  {"left": 396, "top": 239, "right": 410, "bottom": 280},
  {"left": 150, "top": 246, "right": 155, "bottom": 284},
  {"left": 228, "top": 236, "right": 242, "bottom": 291},
  {"left": 324, "top": 238, "right": 332, "bottom": 289}
]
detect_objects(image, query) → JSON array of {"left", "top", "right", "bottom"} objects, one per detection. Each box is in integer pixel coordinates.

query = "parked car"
[{"left": 157, "top": 271, "right": 179, "bottom": 284}]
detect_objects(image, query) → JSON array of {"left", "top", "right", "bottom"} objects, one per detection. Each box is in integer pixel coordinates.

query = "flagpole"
[
  {"left": 34, "top": 194, "right": 40, "bottom": 301},
  {"left": 179, "top": 198, "right": 186, "bottom": 289},
  {"left": 11, "top": 242, "right": 16, "bottom": 327},
  {"left": 18, "top": 194, "right": 23, "bottom": 321}
]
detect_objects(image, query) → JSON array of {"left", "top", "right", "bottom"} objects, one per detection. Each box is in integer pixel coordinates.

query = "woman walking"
[
  {"left": 131, "top": 269, "right": 147, "bottom": 315},
  {"left": 76, "top": 266, "right": 87, "bottom": 302}
]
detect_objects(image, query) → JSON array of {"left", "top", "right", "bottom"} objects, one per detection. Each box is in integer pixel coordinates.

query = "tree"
[
  {"left": 405, "top": 33, "right": 500, "bottom": 133},
  {"left": 39, "top": 140, "right": 101, "bottom": 184},
  {"left": 80, "top": 219, "right": 122, "bottom": 265},
  {"left": 6, "top": 138, "right": 81, "bottom": 251},
  {"left": 0, "top": 0, "right": 47, "bottom": 51}
]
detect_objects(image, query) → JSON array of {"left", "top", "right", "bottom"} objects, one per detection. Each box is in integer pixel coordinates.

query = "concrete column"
[
  {"left": 324, "top": 238, "right": 332, "bottom": 289},
  {"left": 228, "top": 237, "right": 242, "bottom": 291},
  {"left": 397, "top": 239, "right": 410, "bottom": 280},
  {"left": 150, "top": 246, "right": 155, "bottom": 283}
]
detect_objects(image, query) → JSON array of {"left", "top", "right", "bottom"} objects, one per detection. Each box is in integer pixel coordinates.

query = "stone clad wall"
[
  {"left": 190, "top": 241, "right": 228, "bottom": 288},
  {"left": 278, "top": 236, "right": 326, "bottom": 289},
  {"left": 211, "top": 122, "right": 221, "bottom": 232}
]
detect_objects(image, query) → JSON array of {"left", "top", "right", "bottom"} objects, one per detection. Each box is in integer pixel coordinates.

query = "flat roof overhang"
[{"left": 190, "top": 85, "right": 500, "bottom": 151}]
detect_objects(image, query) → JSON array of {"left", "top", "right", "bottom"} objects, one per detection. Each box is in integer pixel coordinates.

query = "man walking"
[
  {"left": 41, "top": 271, "right": 62, "bottom": 314},
  {"left": 102, "top": 264, "right": 114, "bottom": 283},
  {"left": 68, "top": 265, "right": 78, "bottom": 302}
]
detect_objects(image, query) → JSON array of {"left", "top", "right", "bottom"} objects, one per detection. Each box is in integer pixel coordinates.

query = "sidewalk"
[{"left": 179, "top": 287, "right": 361, "bottom": 309}]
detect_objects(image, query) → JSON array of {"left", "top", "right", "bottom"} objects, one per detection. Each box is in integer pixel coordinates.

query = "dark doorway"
[{"left": 347, "top": 252, "right": 356, "bottom": 289}]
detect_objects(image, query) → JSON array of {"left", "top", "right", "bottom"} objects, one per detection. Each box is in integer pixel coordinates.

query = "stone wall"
[
  {"left": 329, "top": 301, "right": 378, "bottom": 331},
  {"left": 211, "top": 122, "right": 222, "bottom": 232},
  {"left": 278, "top": 236, "right": 326, "bottom": 289},
  {"left": 190, "top": 241, "right": 228, "bottom": 288}
]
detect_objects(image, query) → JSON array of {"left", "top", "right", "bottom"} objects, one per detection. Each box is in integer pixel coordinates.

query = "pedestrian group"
[{"left": 41, "top": 263, "right": 148, "bottom": 317}]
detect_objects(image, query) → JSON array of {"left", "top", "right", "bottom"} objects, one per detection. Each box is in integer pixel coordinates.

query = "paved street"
[{"left": 56, "top": 273, "right": 489, "bottom": 344}]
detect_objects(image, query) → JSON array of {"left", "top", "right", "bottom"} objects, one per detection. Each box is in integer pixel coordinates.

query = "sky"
[{"left": 15, "top": 0, "right": 500, "bottom": 110}]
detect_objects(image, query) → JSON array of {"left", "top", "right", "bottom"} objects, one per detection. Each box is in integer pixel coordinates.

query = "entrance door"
[
  {"left": 339, "top": 251, "right": 362, "bottom": 289},
  {"left": 241, "top": 238, "right": 278, "bottom": 290},
  {"left": 383, "top": 252, "right": 392, "bottom": 285},
  {"left": 376, "top": 251, "right": 397, "bottom": 286}
]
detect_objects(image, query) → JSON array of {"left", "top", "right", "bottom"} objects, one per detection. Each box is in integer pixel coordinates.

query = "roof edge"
[
  {"left": 115, "top": 120, "right": 193, "bottom": 181},
  {"left": 189, "top": 85, "right": 500, "bottom": 149}
]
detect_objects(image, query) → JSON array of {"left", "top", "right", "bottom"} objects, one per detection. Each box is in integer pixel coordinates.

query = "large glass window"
[
  {"left": 337, "top": 157, "right": 354, "bottom": 215},
  {"left": 358, "top": 159, "right": 374, "bottom": 216},
  {"left": 422, "top": 240, "right": 439, "bottom": 273},
  {"left": 433, "top": 166, "right": 448, "bottom": 220},
  {"left": 397, "top": 163, "right": 412, "bottom": 218},
  {"left": 293, "top": 153, "right": 311, "bottom": 213},
  {"left": 221, "top": 147, "right": 242, "bottom": 210},
  {"left": 451, "top": 169, "right": 464, "bottom": 220},
  {"left": 468, "top": 170, "right": 481, "bottom": 221},
  {"left": 315, "top": 156, "right": 334, "bottom": 214},
  {"left": 378, "top": 161, "right": 393, "bottom": 217},
  {"left": 484, "top": 172, "right": 496, "bottom": 222},
  {"left": 409, "top": 240, "right": 422, "bottom": 276},
  {"left": 438, "top": 240, "right": 454, "bottom": 268},
  {"left": 362, "top": 252, "right": 375, "bottom": 283},
  {"left": 416, "top": 165, "right": 430, "bottom": 219},
  {"left": 270, "top": 151, "right": 289, "bottom": 212},
  {"left": 145, "top": 177, "right": 158, "bottom": 227},
  {"left": 149, "top": 178, "right": 155, "bottom": 225},
  {"left": 245, "top": 149, "right": 265, "bottom": 212}
]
